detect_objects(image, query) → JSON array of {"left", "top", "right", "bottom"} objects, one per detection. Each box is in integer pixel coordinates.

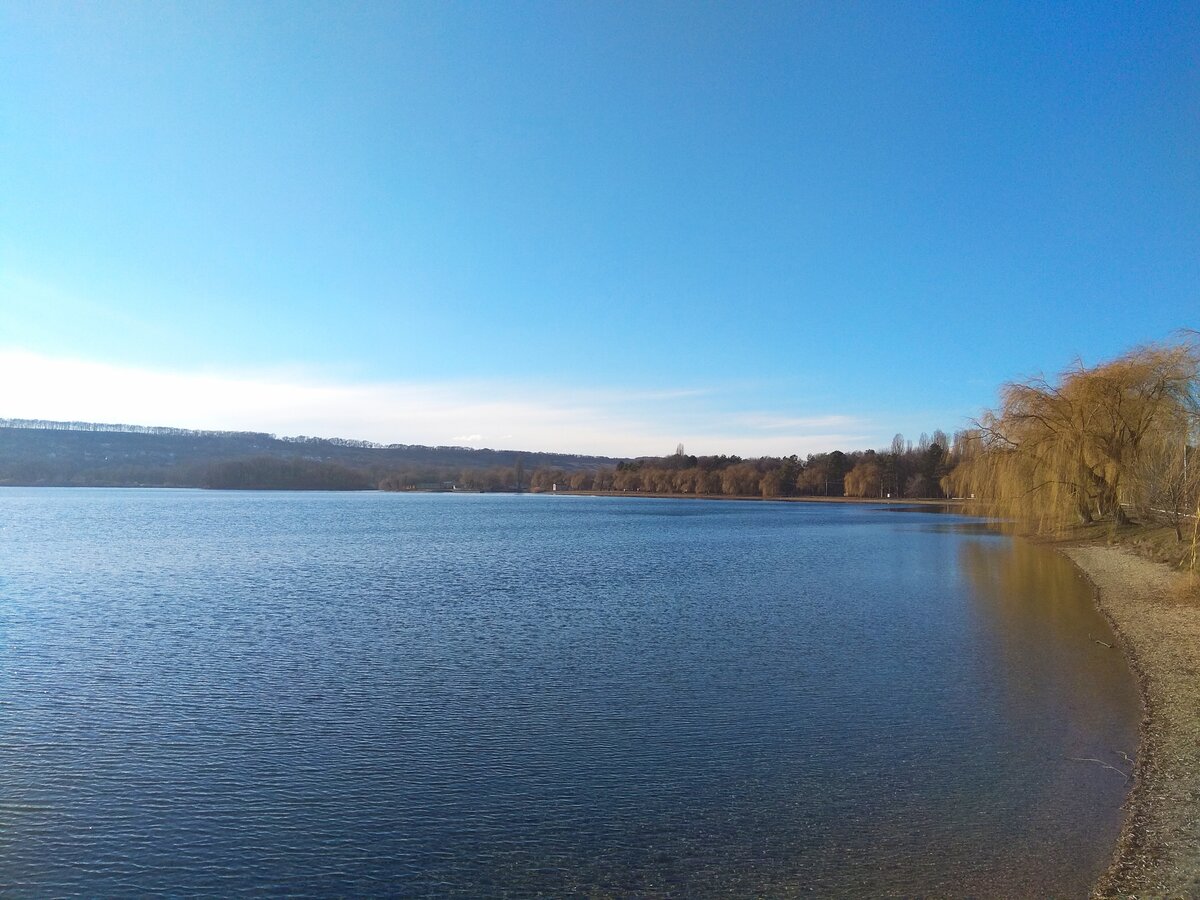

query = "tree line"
[{"left": 516, "top": 432, "right": 963, "bottom": 499}]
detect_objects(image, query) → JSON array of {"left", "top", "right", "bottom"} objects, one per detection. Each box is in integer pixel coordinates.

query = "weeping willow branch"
[{"left": 946, "top": 341, "right": 1199, "bottom": 535}]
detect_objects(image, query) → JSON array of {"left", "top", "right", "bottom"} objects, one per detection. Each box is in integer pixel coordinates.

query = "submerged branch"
[{"left": 1066, "top": 756, "right": 1130, "bottom": 779}]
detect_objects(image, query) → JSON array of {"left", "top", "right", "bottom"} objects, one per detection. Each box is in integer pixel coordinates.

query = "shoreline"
[
  {"left": 558, "top": 489, "right": 961, "bottom": 506},
  {"left": 1059, "top": 543, "right": 1200, "bottom": 897}
]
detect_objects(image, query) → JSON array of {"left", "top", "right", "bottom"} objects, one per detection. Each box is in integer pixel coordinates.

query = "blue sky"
[{"left": 1, "top": 1, "right": 1196, "bottom": 455}]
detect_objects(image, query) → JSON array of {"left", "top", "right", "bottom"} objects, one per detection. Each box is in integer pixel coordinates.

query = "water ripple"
[{"left": 0, "top": 490, "right": 1137, "bottom": 897}]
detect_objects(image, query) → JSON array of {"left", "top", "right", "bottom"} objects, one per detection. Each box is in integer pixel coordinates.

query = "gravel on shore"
[{"left": 1063, "top": 544, "right": 1200, "bottom": 898}]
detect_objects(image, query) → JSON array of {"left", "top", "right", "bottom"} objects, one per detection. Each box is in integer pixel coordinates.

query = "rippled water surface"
[{"left": 0, "top": 490, "right": 1138, "bottom": 896}]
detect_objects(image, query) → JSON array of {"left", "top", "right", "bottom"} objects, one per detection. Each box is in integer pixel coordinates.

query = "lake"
[{"left": 0, "top": 490, "right": 1138, "bottom": 896}]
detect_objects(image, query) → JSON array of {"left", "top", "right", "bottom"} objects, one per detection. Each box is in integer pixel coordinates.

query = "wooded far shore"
[{"left": 2, "top": 338, "right": 1196, "bottom": 569}]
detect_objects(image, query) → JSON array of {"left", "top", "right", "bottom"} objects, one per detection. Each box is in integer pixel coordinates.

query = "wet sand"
[{"left": 1063, "top": 544, "right": 1200, "bottom": 897}]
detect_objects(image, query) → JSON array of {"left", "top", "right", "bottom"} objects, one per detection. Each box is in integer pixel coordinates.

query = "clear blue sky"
[{"left": 1, "top": 1, "right": 1196, "bottom": 455}]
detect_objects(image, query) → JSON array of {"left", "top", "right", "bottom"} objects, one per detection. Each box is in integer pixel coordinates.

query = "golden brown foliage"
[
  {"left": 946, "top": 341, "right": 1199, "bottom": 536},
  {"left": 844, "top": 460, "right": 881, "bottom": 497}
]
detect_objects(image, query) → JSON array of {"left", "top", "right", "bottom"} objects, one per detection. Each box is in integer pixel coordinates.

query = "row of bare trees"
[
  {"left": 524, "top": 435, "right": 961, "bottom": 500},
  {"left": 0, "top": 417, "right": 274, "bottom": 439}
]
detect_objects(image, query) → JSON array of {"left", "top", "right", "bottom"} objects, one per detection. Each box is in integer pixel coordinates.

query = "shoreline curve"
[{"left": 1061, "top": 543, "right": 1200, "bottom": 898}]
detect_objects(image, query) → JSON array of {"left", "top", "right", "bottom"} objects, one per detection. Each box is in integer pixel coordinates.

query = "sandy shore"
[{"left": 1063, "top": 544, "right": 1200, "bottom": 898}]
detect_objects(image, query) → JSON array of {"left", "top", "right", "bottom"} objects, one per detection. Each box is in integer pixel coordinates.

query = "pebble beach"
[{"left": 1065, "top": 545, "right": 1200, "bottom": 898}]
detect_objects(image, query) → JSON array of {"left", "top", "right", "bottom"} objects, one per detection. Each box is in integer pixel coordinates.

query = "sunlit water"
[{"left": 0, "top": 490, "right": 1137, "bottom": 896}]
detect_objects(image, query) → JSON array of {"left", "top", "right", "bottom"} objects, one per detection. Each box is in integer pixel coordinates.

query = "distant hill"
[{"left": 0, "top": 418, "right": 623, "bottom": 489}]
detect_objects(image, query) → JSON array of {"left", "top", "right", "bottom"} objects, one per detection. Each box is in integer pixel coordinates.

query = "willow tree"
[
  {"left": 946, "top": 341, "right": 1199, "bottom": 533},
  {"left": 844, "top": 460, "right": 881, "bottom": 497}
]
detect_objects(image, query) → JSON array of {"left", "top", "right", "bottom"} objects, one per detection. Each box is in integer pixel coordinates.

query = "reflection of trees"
[
  {"left": 957, "top": 538, "right": 1136, "bottom": 724},
  {"left": 953, "top": 536, "right": 1140, "bottom": 886}
]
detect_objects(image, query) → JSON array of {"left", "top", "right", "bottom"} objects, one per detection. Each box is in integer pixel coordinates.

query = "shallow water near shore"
[{"left": 0, "top": 489, "right": 1138, "bottom": 896}]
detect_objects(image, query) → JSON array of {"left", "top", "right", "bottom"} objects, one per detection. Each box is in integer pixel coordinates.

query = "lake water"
[{"left": 0, "top": 490, "right": 1138, "bottom": 896}]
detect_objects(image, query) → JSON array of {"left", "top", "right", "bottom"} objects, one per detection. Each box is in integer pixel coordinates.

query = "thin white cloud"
[
  {"left": 0, "top": 349, "right": 881, "bottom": 457},
  {"left": 733, "top": 413, "right": 862, "bottom": 431}
]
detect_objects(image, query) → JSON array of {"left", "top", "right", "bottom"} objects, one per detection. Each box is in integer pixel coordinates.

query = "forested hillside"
[{"left": 0, "top": 420, "right": 618, "bottom": 489}]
